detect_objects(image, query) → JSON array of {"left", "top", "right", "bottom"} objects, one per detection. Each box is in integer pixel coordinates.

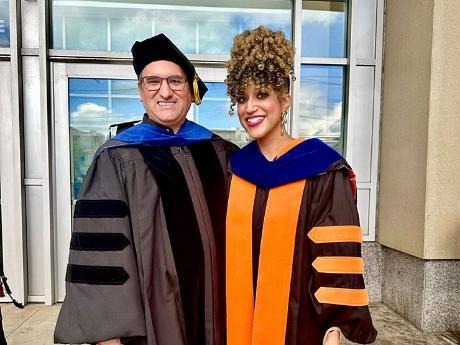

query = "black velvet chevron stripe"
[
  {"left": 66, "top": 264, "right": 129, "bottom": 285},
  {"left": 70, "top": 232, "right": 130, "bottom": 251},
  {"left": 74, "top": 199, "right": 129, "bottom": 218}
]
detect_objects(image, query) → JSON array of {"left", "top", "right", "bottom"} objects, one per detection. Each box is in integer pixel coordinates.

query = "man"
[{"left": 54, "top": 34, "right": 237, "bottom": 345}]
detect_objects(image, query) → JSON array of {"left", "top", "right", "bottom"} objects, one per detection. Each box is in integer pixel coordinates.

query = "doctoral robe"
[
  {"left": 55, "top": 116, "right": 237, "bottom": 345},
  {"left": 226, "top": 138, "right": 377, "bottom": 345}
]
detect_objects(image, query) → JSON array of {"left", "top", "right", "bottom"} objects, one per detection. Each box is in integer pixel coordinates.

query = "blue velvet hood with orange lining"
[{"left": 230, "top": 138, "right": 345, "bottom": 189}]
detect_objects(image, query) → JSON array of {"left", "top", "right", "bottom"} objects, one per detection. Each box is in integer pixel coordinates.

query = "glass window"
[
  {"left": 65, "top": 17, "right": 108, "bottom": 51},
  {"left": 52, "top": 0, "right": 291, "bottom": 53},
  {"left": 0, "top": 0, "right": 9, "bottom": 48},
  {"left": 69, "top": 78, "right": 143, "bottom": 200},
  {"left": 302, "top": 0, "right": 347, "bottom": 58},
  {"left": 298, "top": 65, "right": 345, "bottom": 152},
  {"left": 193, "top": 82, "right": 246, "bottom": 147}
]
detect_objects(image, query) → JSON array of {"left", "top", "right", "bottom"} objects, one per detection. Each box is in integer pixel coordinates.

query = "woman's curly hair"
[{"left": 225, "top": 26, "right": 295, "bottom": 115}]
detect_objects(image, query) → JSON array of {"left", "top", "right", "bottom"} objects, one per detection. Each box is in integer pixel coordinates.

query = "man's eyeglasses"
[{"left": 140, "top": 75, "right": 187, "bottom": 91}]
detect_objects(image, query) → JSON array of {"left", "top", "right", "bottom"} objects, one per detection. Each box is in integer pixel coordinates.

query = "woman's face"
[{"left": 237, "top": 84, "right": 291, "bottom": 142}]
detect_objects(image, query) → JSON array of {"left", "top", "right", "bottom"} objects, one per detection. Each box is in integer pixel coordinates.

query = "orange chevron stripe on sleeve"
[
  {"left": 314, "top": 287, "right": 369, "bottom": 306},
  {"left": 312, "top": 256, "right": 364, "bottom": 274},
  {"left": 307, "top": 225, "right": 362, "bottom": 244}
]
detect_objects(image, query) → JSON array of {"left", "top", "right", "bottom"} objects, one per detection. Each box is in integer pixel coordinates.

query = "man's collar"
[{"left": 142, "top": 113, "right": 184, "bottom": 133}]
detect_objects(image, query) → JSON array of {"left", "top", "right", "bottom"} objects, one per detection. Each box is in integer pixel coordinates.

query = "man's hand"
[
  {"left": 323, "top": 329, "right": 341, "bottom": 345},
  {"left": 99, "top": 339, "right": 122, "bottom": 345}
]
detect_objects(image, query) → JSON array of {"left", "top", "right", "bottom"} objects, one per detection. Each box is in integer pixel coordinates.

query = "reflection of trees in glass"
[
  {"left": 70, "top": 129, "right": 107, "bottom": 200},
  {"left": 214, "top": 129, "right": 249, "bottom": 148}
]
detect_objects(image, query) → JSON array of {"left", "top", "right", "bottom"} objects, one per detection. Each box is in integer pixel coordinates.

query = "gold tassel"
[{"left": 193, "top": 74, "right": 202, "bottom": 105}]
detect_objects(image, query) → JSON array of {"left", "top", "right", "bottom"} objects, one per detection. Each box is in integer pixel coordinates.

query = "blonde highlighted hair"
[{"left": 225, "top": 26, "right": 295, "bottom": 115}]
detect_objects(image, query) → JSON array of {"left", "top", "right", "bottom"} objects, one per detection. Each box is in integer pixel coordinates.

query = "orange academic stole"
[{"left": 226, "top": 175, "right": 305, "bottom": 345}]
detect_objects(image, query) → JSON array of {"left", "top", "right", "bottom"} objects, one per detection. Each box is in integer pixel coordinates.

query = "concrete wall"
[
  {"left": 378, "top": 0, "right": 434, "bottom": 258},
  {"left": 378, "top": 0, "right": 460, "bottom": 331},
  {"left": 382, "top": 246, "right": 460, "bottom": 332},
  {"left": 362, "top": 242, "right": 383, "bottom": 303},
  {"left": 379, "top": 0, "right": 460, "bottom": 259},
  {"left": 423, "top": 0, "right": 460, "bottom": 259}
]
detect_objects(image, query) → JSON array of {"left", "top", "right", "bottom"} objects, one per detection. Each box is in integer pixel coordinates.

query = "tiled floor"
[{"left": 1, "top": 302, "right": 458, "bottom": 345}]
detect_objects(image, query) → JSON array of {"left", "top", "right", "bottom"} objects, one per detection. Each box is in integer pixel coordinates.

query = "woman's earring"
[{"left": 281, "top": 111, "right": 288, "bottom": 135}]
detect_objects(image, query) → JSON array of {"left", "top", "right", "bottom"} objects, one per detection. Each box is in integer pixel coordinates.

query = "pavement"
[{"left": 1, "top": 302, "right": 458, "bottom": 345}]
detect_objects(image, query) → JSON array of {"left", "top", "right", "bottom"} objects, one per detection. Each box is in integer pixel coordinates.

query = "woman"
[{"left": 225, "top": 26, "right": 377, "bottom": 345}]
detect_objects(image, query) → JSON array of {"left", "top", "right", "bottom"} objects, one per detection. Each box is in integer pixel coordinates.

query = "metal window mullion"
[
  {"left": 69, "top": 93, "right": 139, "bottom": 99},
  {"left": 3, "top": 0, "right": 27, "bottom": 305},
  {"left": 69, "top": 93, "right": 112, "bottom": 98},
  {"left": 39, "top": 0, "right": 55, "bottom": 304},
  {"left": 291, "top": 0, "right": 303, "bottom": 138},
  {"left": 366, "top": 0, "right": 385, "bottom": 242},
  {"left": 108, "top": 79, "right": 113, "bottom": 124},
  {"left": 300, "top": 57, "right": 348, "bottom": 65},
  {"left": 345, "top": 0, "right": 357, "bottom": 164},
  {"left": 0, "top": 47, "right": 11, "bottom": 55},
  {"left": 356, "top": 57, "right": 376, "bottom": 66},
  {"left": 53, "top": 62, "right": 73, "bottom": 301}
]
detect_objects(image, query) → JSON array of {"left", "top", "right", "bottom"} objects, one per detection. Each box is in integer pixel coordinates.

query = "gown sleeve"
[
  {"left": 306, "top": 167, "right": 377, "bottom": 344},
  {"left": 54, "top": 148, "right": 147, "bottom": 344}
]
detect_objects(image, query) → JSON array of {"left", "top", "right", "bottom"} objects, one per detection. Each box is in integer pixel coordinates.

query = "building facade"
[{"left": 0, "top": 0, "right": 458, "bottom": 333}]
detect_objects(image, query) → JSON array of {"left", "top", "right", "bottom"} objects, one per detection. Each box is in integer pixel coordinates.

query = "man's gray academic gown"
[{"left": 54, "top": 118, "right": 237, "bottom": 345}]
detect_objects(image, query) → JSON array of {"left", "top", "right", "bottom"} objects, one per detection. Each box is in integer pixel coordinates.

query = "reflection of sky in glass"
[
  {"left": 69, "top": 78, "right": 142, "bottom": 135},
  {"left": 52, "top": 1, "right": 291, "bottom": 53},
  {"left": 0, "top": 0, "right": 10, "bottom": 47},
  {"left": 110, "top": 18, "right": 151, "bottom": 52},
  {"left": 299, "top": 65, "right": 344, "bottom": 152},
  {"left": 194, "top": 83, "right": 241, "bottom": 130},
  {"left": 66, "top": 16, "right": 108, "bottom": 50},
  {"left": 302, "top": 1, "right": 346, "bottom": 58}
]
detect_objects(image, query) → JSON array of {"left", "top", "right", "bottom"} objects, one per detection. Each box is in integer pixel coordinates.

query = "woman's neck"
[{"left": 257, "top": 134, "right": 295, "bottom": 161}]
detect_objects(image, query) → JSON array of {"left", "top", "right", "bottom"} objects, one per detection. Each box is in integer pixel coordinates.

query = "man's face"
[{"left": 138, "top": 60, "right": 192, "bottom": 132}]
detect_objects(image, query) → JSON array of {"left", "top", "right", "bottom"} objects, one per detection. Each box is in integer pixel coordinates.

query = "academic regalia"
[
  {"left": 54, "top": 115, "right": 238, "bottom": 345},
  {"left": 226, "top": 138, "right": 377, "bottom": 345}
]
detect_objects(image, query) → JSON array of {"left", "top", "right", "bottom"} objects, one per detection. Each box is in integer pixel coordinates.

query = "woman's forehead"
[{"left": 238, "top": 83, "right": 273, "bottom": 94}]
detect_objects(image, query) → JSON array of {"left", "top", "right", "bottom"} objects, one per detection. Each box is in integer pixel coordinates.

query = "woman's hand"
[
  {"left": 323, "top": 329, "right": 341, "bottom": 345},
  {"left": 99, "top": 339, "right": 122, "bottom": 345}
]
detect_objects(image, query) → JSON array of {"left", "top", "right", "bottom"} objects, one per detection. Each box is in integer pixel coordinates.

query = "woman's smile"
[{"left": 246, "top": 115, "right": 266, "bottom": 127}]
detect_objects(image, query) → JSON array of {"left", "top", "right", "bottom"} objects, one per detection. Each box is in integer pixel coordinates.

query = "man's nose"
[{"left": 158, "top": 79, "right": 173, "bottom": 98}]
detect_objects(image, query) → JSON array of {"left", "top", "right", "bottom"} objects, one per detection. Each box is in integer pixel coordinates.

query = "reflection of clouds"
[
  {"left": 302, "top": 10, "right": 341, "bottom": 26},
  {"left": 70, "top": 103, "right": 115, "bottom": 133},
  {"left": 154, "top": 10, "right": 290, "bottom": 54},
  {"left": 66, "top": 16, "right": 107, "bottom": 50},
  {"left": 298, "top": 83, "right": 342, "bottom": 137},
  {"left": 111, "top": 12, "right": 152, "bottom": 51},
  {"left": 70, "top": 102, "right": 141, "bottom": 132},
  {"left": 71, "top": 102, "right": 112, "bottom": 119},
  {"left": 53, "top": 3, "right": 291, "bottom": 53}
]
